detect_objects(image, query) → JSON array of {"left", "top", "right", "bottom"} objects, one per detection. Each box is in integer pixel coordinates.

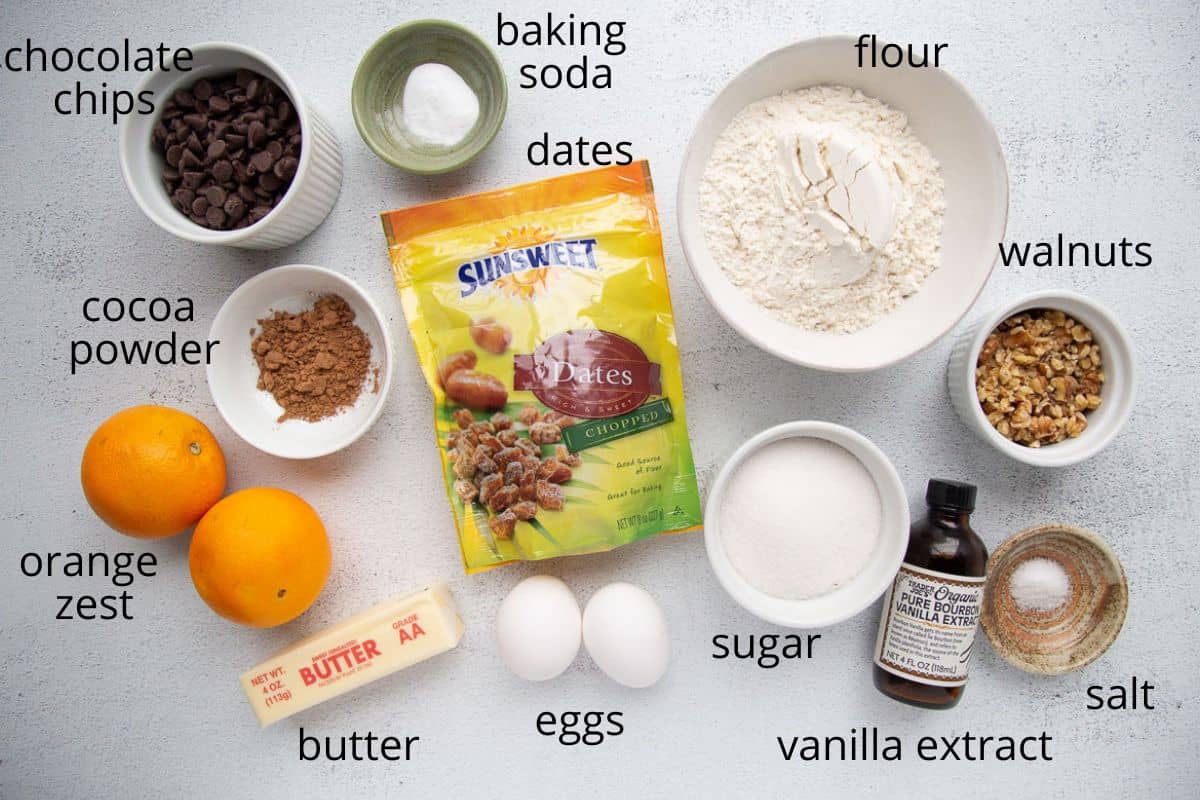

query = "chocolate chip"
[
  {"left": 223, "top": 194, "right": 246, "bottom": 220},
  {"left": 204, "top": 186, "right": 227, "bottom": 207},
  {"left": 211, "top": 159, "right": 233, "bottom": 182},
  {"left": 205, "top": 206, "right": 227, "bottom": 227},
  {"left": 193, "top": 80, "right": 213, "bottom": 101},
  {"left": 273, "top": 156, "right": 298, "bottom": 180},
  {"left": 208, "top": 95, "right": 230, "bottom": 113},
  {"left": 247, "top": 120, "right": 266, "bottom": 149},
  {"left": 207, "top": 140, "right": 227, "bottom": 160},
  {"left": 191, "top": 196, "right": 210, "bottom": 215},
  {"left": 250, "top": 150, "right": 275, "bottom": 173},
  {"left": 183, "top": 113, "right": 206, "bottom": 131},
  {"left": 165, "top": 144, "right": 183, "bottom": 167},
  {"left": 258, "top": 172, "right": 282, "bottom": 192},
  {"left": 266, "top": 140, "right": 283, "bottom": 159},
  {"left": 179, "top": 149, "right": 202, "bottom": 170}
]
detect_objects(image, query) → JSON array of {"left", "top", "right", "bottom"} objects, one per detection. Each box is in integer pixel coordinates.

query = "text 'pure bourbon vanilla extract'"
[{"left": 873, "top": 479, "right": 988, "bottom": 709}]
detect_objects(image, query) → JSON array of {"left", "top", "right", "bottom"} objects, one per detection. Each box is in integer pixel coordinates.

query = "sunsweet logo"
[{"left": 458, "top": 234, "right": 599, "bottom": 298}]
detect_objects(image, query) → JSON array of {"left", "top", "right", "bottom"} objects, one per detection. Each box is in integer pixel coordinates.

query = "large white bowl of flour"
[{"left": 678, "top": 36, "right": 1008, "bottom": 371}]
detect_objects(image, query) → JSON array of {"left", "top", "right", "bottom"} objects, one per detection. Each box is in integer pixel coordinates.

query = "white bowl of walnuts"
[{"left": 948, "top": 289, "right": 1136, "bottom": 467}]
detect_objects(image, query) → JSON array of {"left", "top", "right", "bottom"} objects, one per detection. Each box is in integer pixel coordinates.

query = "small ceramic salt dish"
[{"left": 981, "top": 523, "right": 1128, "bottom": 675}]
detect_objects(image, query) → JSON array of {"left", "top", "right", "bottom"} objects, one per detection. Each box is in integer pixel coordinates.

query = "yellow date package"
[{"left": 382, "top": 162, "right": 702, "bottom": 572}]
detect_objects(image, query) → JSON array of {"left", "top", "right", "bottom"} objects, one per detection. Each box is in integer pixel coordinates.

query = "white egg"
[
  {"left": 582, "top": 583, "right": 669, "bottom": 689},
  {"left": 496, "top": 575, "right": 581, "bottom": 681}
]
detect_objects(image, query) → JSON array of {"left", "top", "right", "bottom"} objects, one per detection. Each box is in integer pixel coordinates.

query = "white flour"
[
  {"left": 719, "top": 437, "right": 881, "bottom": 600},
  {"left": 699, "top": 86, "right": 945, "bottom": 333}
]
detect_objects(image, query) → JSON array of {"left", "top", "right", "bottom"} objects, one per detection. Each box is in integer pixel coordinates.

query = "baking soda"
[
  {"left": 719, "top": 437, "right": 881, "bottom": 600},
  {"left": 401, "top": 63, "right": 479, "bottom": 147}
]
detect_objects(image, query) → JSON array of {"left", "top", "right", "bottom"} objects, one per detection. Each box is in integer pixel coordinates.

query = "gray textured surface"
[{"left": 2, "top": 1, "right": 1197, "bottom": 798}]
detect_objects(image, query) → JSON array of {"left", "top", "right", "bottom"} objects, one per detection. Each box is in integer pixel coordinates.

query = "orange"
[
  {"left": 189, "top": 487, "right": 331, "bottom": 628},
  {"left": 81, "top": 405, "right": 226, "bottom": 538}
]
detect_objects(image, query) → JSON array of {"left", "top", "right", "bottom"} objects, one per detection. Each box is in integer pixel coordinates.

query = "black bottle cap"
[{"left": 926, "top": 479, "right": 977, "bottom": 512}]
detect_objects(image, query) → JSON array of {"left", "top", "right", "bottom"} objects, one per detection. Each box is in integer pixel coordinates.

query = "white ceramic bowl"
[
  {"left": 678, "top": 36, "right": 1008, "bottom": 371},
  {"left": 119, "top": 42, "right": 342, "bottom": 249},
  {"left": 704, "top": 421, "right": 909, "bottom": 628},
  {"left": 948, "top": 290, "right": 1136, "bottom": 467},
  {"left": 207, "top": 265, "right": 393, "bottom": 458}
]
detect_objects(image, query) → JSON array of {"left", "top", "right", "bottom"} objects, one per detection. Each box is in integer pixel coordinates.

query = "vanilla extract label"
[{"left": 873, "top": 564, "right": 985, "bottom": 687}]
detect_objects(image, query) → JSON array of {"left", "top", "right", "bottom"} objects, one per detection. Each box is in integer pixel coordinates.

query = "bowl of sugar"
[
  {"left": 704, "top": 420, "right": 909, "bottom": 628},
  {"left": 351, "top": 20, "right": 507, "bottom": 173}
]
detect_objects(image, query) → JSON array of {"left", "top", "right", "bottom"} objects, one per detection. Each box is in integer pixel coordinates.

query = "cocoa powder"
[{"left": 251, "top": 294, "right": 373, "bottom": 422}]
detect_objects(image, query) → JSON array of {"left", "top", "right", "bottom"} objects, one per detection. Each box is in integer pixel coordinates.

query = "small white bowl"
[
  {"left": 678, "top": 36, "right": 1008, "bottom": 371},
  {"left": 207, "top": 265, "right": 393, "bottom": 458},
  {"left": 704, "top": 421, "right": 909, "bottom": 628},
  {"left": 948, "top": 290, "right": 1136, "bottom": 467},
  {"left": 118, "top": 42, "right": 342, "bottom": 250}
]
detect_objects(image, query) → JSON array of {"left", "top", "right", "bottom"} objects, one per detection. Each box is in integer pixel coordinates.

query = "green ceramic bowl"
[{"left": 351, "top": 20, "right": 507, "bottom": 174}]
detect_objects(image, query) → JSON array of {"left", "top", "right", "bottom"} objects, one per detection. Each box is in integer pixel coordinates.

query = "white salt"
[
  {"left": 401, "top": 63, "right": 479, "bottom": 147},
  {"left": 1009, "top": 557, "right": 1071, "bottom": 612},
  {"left": 719, "top": 437, "right": 881, "bottom": 600}
]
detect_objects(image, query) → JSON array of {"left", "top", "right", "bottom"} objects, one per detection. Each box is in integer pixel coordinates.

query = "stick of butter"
[{"left": 239, "top": 581, "right": 465, "bottom": 727}]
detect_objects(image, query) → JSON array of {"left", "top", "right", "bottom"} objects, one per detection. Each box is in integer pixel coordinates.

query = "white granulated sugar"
[
  {"left": 699, "top": 86, "right": 945, "bottom": 333},
  {"left": 719, "top": 437, "right": 882, "bottom": 600},
  {"left": 1009, "top": 557, "right": 1072, "bottom": 612}
]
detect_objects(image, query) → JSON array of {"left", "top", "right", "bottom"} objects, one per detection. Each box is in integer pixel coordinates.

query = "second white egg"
[{"left": 583, "top": 582, "right": 670, "bottom": 689}]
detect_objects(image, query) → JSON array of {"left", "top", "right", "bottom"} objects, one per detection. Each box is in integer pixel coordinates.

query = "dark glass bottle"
[{"left": 872, "top": 479, "right": 988, "bottom": 709}]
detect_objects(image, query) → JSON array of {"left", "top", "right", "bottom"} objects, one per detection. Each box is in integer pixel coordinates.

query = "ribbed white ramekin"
[
  {"left": 118, "top": 42, "right": 342, "bottom": 250},
  {"left": 948, "top": 290, "right": 1136, "bottom": 467}
]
